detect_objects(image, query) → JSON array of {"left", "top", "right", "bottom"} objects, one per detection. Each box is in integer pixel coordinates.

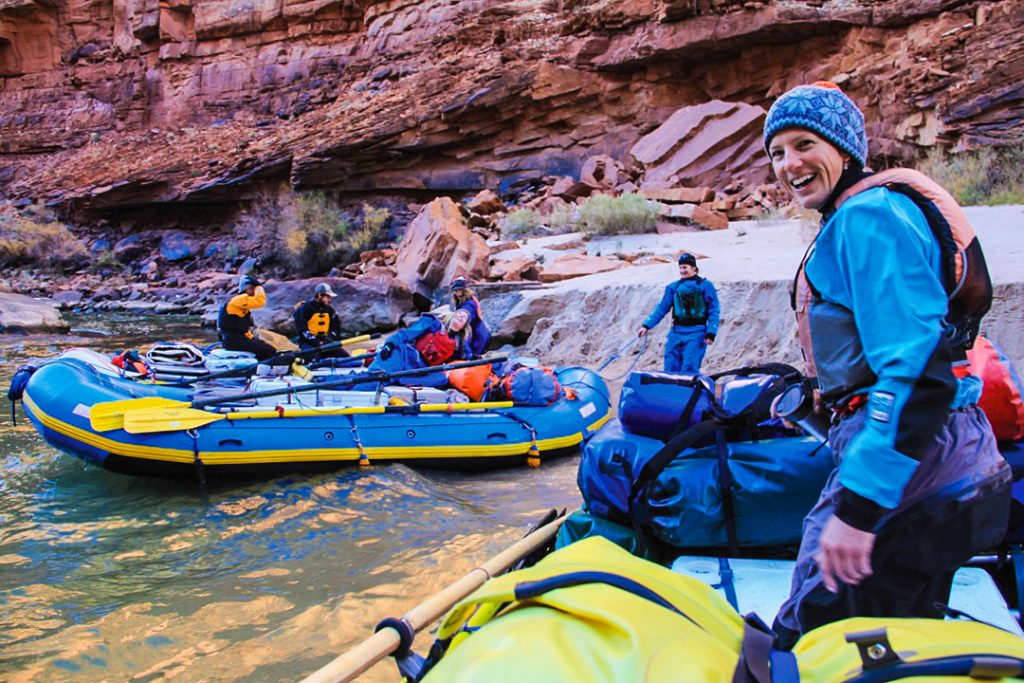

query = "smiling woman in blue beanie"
[{"left": 764, "top": 82, "right": 1009, "bottom": 647}]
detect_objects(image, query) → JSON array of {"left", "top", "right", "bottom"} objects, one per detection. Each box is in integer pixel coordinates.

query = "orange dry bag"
[
  {"left": 957, "top": 336, "right": 1024, "bottom": 441},
  {"left": 447, "top": 364, "right": 497, "bottom": 401}
]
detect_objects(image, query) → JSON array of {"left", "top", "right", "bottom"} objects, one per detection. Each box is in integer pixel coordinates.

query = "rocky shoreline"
[{"left": 5, "top": 204, "right": 1022, "bottom": 390}]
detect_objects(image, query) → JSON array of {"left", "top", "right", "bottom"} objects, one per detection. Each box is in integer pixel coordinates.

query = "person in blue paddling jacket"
[
  {"left": 217, "top": 274, "right": 276, "bottom": 361},
  {"left": 449, "top": 275, "right": 491, "bottom": 360},
  {"left": 293, "top": 282, "right": 350, "bottom": 358},
  {"left": 763, "top": 82, "right": 1010, "bottom": 648},
  {"left": 636, "top": 252, "right": 720, "bottom": 374}
]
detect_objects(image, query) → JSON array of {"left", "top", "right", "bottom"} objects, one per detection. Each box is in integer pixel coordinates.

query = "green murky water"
[{"left": 0, "top": 314, "right": 581, "bottom": 681}]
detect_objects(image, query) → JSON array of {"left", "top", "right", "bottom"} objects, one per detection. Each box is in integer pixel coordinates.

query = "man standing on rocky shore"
[{"left": 637, "top": 252, "right": 720, "bottom": 374}]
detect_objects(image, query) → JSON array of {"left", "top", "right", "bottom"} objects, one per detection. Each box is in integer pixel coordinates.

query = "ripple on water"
[{"left": 0, "top": 316, "right": 584, "bottom": 681}]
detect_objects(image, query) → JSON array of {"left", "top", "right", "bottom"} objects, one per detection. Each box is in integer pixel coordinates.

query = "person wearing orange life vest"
[
  {"left": 292, "top": 282, "right": 349, "bottom": 358},
  {"left": 217, "top": 274, "right": 276, "bottom": 361},
  {"left": 764, "top": 82, "right": 1010, "bottom": 647}
]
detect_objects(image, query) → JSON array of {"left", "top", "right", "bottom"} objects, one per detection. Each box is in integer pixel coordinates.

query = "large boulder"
[
  {"left": 536, "top": 253, "right": 628, "bottom": 283},
  {"left": 159, "top": 231, "right": 200, "bottom": 261},
  {"left": 0, "top": 293, "right": 69, "bottom": 333},
  {"left": 251, "top": 277, "right": 413, "bottom": 337},
  {"left": 630, "top": 100, "right": 770, "bottom": 191},
  {"left": 393, "top": 197, "right": 491, "bottom": 308}
]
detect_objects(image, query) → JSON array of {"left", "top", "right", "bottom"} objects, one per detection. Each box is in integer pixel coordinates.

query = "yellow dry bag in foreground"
[
  {"left": 418, "top": 537, "right": 1024, "bottom": 683},
  {"left": 422, "top": 536, "right": 744, "bottom": 682}
]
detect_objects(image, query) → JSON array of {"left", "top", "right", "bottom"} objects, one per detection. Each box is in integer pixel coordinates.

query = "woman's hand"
[{"left": 815, "top": 515, "right": 875, "bottom": 592}]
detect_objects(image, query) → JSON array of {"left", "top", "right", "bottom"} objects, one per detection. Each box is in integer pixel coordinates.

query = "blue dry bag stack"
[{"left": 564, "top": 364, "right": 835, "bottom": 561}]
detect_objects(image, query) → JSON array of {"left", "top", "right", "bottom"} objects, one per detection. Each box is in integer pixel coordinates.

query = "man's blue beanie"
[{"left": 763, "top": 82, "right": 868, "bottom": 167}]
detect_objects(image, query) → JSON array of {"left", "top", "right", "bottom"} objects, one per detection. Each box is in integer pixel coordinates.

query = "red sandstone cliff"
[{"left": 1, "top": 0, "right": 1022, "bottom": 225}]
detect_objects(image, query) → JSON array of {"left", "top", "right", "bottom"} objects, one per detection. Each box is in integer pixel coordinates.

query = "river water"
[{"left": 0, "top": 315, "right": 583, "bottom": 682}]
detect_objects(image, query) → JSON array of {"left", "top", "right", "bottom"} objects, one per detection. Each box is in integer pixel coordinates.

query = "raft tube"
[{"left": 19, "top": 356, "right": 611, "bottom": 478}]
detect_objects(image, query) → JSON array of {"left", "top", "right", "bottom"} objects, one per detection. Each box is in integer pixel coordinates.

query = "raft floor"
[{"left": 671, "top": 556, "right": 1022, "bottom": 635}]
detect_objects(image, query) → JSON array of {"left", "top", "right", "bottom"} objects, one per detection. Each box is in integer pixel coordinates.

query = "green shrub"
[
  {"left": 547, "top": 203, "right": 580, "bottom": 234},
  {"left": 917, "top": 144, "right": 1024, "bottom": 206},
  {"left": 352, "top": 204, "right": 390, "bottom": 251},
  {"left": 577, "top": 193, "right": 659, "bottom": 235},
  {"left": 278, "top": 192, "right": 353, "bottom": 276},
  {"left": 90, "top": 249, "right": 122, "bottom": 273},
  {"left": 501, "top": 208, "right": 541, "bottom": 237},
  {"left": 0, "top": 210, "right": 88, "bottom": 272},
  {"left": 362, "top": 203, "right": 390, "bottom": 233}
]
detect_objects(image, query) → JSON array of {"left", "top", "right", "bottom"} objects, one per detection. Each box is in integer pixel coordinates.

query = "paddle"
[
  {"left": 122, "top": 400, "right": 515, "bottom": 434},
  {"left": 174, "top": 333, "right": 379, "bottom": 385},
  {"left": 299, "top": 512, "right": 566, "bottom": 683},
  {"left": 92, "top": 356, "right": 505, "bottom": 433},
  {"left": 88, "top": 396, "right": 184, "bottom": 432}
]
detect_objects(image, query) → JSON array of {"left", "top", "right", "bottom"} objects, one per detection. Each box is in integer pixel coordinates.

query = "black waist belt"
[{"left": 672, "top": 318, "right": 706, "bottom": 327}]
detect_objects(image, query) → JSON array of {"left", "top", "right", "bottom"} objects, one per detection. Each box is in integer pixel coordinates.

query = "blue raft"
[{"left": 18, "top": 352, "right": 611, "bottom": 478}]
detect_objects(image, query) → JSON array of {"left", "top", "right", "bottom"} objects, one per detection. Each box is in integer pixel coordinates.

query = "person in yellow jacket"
[
  {"left": 292, "top": 282, "right": 350, "bottom": 358},
  {"left": 216, "top": 274, "right": 276, "bottom": 360}
]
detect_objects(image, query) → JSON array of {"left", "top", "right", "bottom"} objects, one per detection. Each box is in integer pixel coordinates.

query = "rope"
[
  {"left": 597, "top": 335, "right": 649, "bottom": 382},
  {"left": 347, "top": 414, "right": 371, "bottom": 467}
]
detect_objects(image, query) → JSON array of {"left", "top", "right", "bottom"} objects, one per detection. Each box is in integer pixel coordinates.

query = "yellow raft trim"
[{"left": 24, "top": 394, "right": 612, "bottom": 467}]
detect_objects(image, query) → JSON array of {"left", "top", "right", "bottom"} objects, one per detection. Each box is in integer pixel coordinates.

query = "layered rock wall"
[{"left": 0, "top": 0, "right": 1021, "bottom": 224}]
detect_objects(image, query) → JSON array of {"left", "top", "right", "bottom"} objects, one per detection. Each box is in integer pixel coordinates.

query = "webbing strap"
[
  {"left": 715, "top": 429, "right": 740, "bottom": 556},
  {"left": 668, "top": 378, "right": 709, "bottom": 439},
  {"left": 1012, "top": 544, "right": 1024, "bottom": 619},
  {"left": 513, "top": 571, "right": 698, "bottom": 627},
  {"left": 731, "top": 617, "right": 777, "bottom": 683},
  {"left": 718, "top": 557, "right": 739, "bottom": 612}
]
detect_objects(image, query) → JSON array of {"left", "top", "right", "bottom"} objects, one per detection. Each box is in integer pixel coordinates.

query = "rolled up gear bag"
[
  {"left": 419, "top": 536, "right": 745, "bottom": 683},
  {"left": 786, "top": 616, "right": 1024, "bottom": 683},
  {"left": 957, "top": 335, "right": 1024, "bottom": 442},
  {"left": 618, "top": 371, "right": 714, "bottom": 441},
  {"left": 502, "top": 366, "right": 562, "bottom": 406}
]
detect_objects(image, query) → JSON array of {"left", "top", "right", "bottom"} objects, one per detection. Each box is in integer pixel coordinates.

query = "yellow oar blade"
[
  {"left": 123, "top": 407, "right": 226, "bottom": 434},
  {"left": 89, "top": 397, "right": 186, "bottom": 432}
]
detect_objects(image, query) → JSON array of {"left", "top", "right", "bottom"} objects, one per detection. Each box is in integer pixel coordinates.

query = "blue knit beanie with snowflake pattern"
[{"left": 763, "top": 82, "right": 868, "bottom": 167}]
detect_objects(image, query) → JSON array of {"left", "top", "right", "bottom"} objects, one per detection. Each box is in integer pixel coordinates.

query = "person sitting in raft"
[
  {"left": 217, "top": 274, "right": 276, "bottom": 361},
  {"left": 440, "top": 308, "right": 474, "bottom": 361},
  {"left": 362, "top": 313, "right": 453, "bottom": 388},
  {"left": 762, "top": 82, "right": 1010, "bottom": 648},
  {"left": 636, "top": 252, "right": 720, "bottom": 374},
  {"left": 450, "top": 276, "right": 490, "bottom": 360},
  {"left": 293, "top": 282, "right": 350, "bottom": 358}
]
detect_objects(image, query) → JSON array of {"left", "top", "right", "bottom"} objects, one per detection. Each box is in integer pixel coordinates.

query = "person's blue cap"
[
  {"left": 763, "top": 81, "right": 868, "bottom": 167},
  {"left": 678, "top": 253, "right": 697, "bottom": 267},
  {"left": 450, "top": 276, "right": 468, "bottom": 291}
]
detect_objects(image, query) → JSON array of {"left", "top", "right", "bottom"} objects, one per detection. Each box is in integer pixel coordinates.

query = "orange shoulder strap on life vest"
[{"left": 835, "top": 168, "right": 992, "bottom": 355}]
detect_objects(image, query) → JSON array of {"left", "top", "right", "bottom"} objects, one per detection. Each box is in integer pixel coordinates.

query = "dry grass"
[
  {"left": 0, "top": 207, "right": 88, "bottom": 272},
  {"left": 577, "top": 193, "right": 659, "bottom": 235},
  {"left": 917, "top": 144, "right": 1024, "bottom": 206}
]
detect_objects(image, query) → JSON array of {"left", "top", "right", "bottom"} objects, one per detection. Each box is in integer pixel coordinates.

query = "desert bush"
[
  {"left": 501, "top": 208, "right": 542, "bottom": 237},
  {"left": 234, "top": 194, "right": 397, "bottom": 277},
  {"left": 351, "top": 204, "right": 391, "bottom": 251},
  {"left": 546, "top": 203, "right": 580, "bottom": 234},
  {"left": 0, "top": 209, "right": 88, "bottom": 272},
  {"left": 577, "top": 193, "right": 659, "bottom": 235},
  {"left": 918, "top": 144, "right": 1024, "bottom": 206},
  {"left": 90, "top": 249, "right": 122, "bottom": 273},
  {"left": 279, "top": 192, "right": 353, "bottom": 276}
]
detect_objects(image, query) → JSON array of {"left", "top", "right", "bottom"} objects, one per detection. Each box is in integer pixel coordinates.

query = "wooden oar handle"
[{"left": 299, "top": 514, "right": 566, "bottom": 683}]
